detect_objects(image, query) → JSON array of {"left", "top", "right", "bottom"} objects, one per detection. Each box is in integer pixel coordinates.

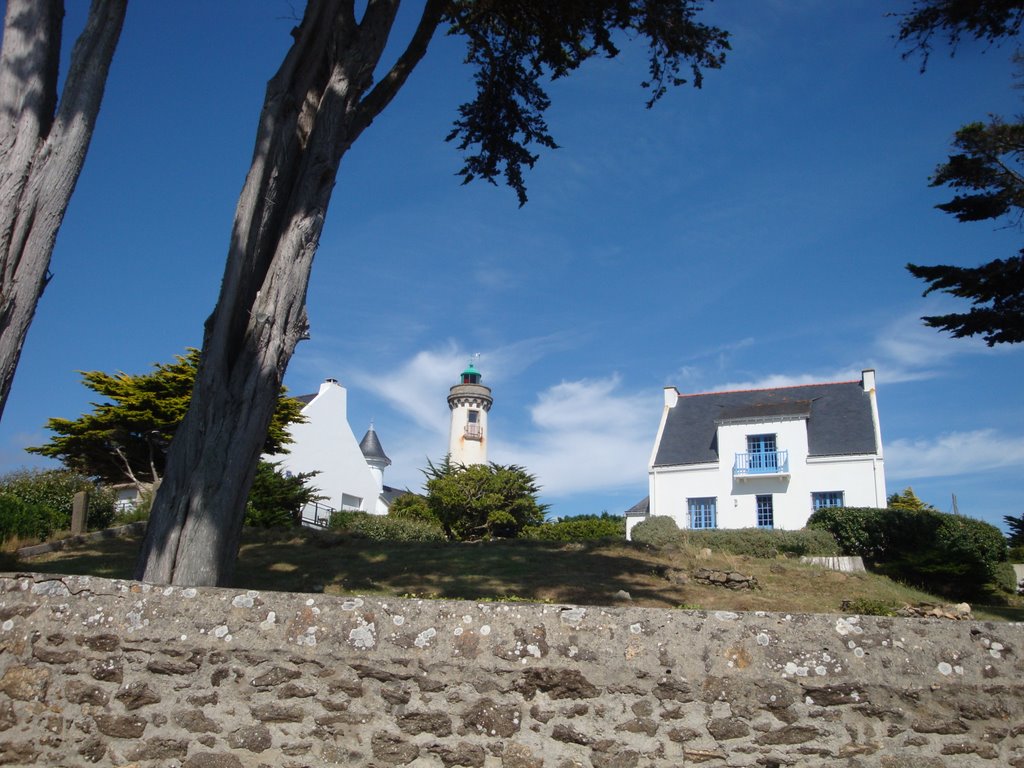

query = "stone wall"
[{"left": 1, "top": 572, "right": 1022, "bottom": 767}]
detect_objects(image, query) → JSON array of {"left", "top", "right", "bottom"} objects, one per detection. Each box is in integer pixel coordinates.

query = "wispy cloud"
[
  {"left": 886, "top": 429, "right": 1024, "bottom": 480},
  {"left": 672, "top": 304, "right": 1000, "bottom": 394},
  {"left": 863, "top": 308, "right": 993, "bottom": 384},
  {"left": 495, "top": 374, "right": 656, "bottom": 497},
  {"left": 351, "top": 343, "right": 465, "bottom": 434}
]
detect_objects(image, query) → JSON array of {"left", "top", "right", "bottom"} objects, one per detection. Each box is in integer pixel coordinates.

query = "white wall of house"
[
  {"left": 268, "top": 379, "right": 384, "bottom": 516},
  {"left": 643, "top": 372, "right": 887, "bottom": 535}
]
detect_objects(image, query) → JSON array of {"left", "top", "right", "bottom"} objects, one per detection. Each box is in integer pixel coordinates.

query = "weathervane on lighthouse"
[{"left": 447, "top": 357, "right": 492, "bottom": 466}]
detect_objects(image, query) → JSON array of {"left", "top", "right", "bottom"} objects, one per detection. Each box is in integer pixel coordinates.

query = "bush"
[
  {"left": 0, "top": 468, "right": 116, "bottom": 537},
  {"left": 0, "top": 494, "right": 60, "bottom": 544},
  {"left": 682, "top": 528, "right": 840, "bottom": 558},
  {"left": 807, "top": 506, "right": 887, "bottom": 559},
  {"left": 522, "top": 513, "right": 625, "bottom": 541},
  {"left": 388, "top": 493, "right": 435, "bottom": 523},
  {"left": 630, "top": 515, "right": 681, "bottom": 548},
  {"left": 843, "top": 598, "right": 897, "bottom": 617},
  {"left": 421, "top": 458, "right": 548, "bottom": 541},
  {"left": 992, "top": 561, "right": 1021, "bottom": 595},
  {"left": 809, "top": 504, "right": 1008, "bottom": 599},
  {"left": 245, "top": 461, "right": 321, "bottom": 529},
  {"left": 329, "top": 510, "right": 445, "bottom": 542}
]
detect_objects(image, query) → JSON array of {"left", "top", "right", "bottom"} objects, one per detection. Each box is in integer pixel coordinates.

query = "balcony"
[
  {"left": 464, "top": 423, "right": 483, "bottom": 441},
  {"left": 733, "top": 450, "right": 789, "bottom": 477}
]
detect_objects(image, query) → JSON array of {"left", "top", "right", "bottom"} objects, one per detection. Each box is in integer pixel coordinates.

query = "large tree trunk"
[
  {"left": 136, "top": 0, "right": 444, "bottom": 586},
  {"left": 0, "top": 0, "right": 127, "bottom": 419}
]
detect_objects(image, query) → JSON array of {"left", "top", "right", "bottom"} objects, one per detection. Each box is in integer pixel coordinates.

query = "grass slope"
[{"left": 4, "top": 527, "right": 1021, "bottom": 621}]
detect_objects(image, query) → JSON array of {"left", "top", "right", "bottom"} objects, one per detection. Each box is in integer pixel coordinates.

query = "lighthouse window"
[{"left": 468, "top": 410, "right": 479, "bottom": 423}]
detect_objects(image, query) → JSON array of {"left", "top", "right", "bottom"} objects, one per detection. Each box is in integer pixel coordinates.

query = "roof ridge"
[{"left": 677, "top": 379, "right": 860, "bottom": 398}]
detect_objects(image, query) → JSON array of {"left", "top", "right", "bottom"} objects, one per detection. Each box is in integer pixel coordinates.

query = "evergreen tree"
[
  {"left": 422, "top": 456, "right": 548, "bottom": 541},
  {"left": 898, "top": 1, "right": 1024, "bottom": 345},
  {"left": 1005, "top": 512, "right": 1024, "bottom": 546},
  {"left": 887, "top": 487, "right": 936, "bottom": 512},
  {"left": 30, "top": 350, "right": 304, "bottom": 490}
]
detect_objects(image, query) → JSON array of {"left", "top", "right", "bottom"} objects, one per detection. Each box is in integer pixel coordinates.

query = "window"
[
  {"left": 812, "top": 491, "right": 844, "bottom": 511},
  {"left": 688, "top": 497, "right": 717, "bottom": 529},
  {"left": 468, "top": 410, "right": 479, "bottom": 423},
  {"left": 341, "top": 493, "right": 363, "bottom": 511},
  {"left": 747, "top": 434, "right": 778, "bottom": 471},
  {"left": 756, "top": 495, "right": 774, "bottom": 528}
]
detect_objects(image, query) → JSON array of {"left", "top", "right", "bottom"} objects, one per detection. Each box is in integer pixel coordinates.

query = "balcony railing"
[
  {"left": 300, "top": 499, "right": 337, "bottom": 528},
  {"left": 464, "top": 423, "right": 483, "bottom": 440},
  {"left": 733, "top": 450, "right": 789, "bottom": 477}
]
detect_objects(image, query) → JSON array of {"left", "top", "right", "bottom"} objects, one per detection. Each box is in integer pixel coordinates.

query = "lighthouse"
[{"left": 447, "top": 362, "right": 492, "bottom": 466}]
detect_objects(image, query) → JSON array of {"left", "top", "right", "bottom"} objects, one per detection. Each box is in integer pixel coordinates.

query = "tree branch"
[{"left": 351, "top": 0, "right": 447, "bottom": 137}]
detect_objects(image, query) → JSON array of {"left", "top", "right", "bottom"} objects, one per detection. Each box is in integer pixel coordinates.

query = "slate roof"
[
  {"left": 359, "top": 426, "right": 391, "bottom": 465},
  {"left": 624, "top": 497, "right": 650, "bottom": 517},
  {"left": 382, "top": 485, "right": 407, "bottom": 506},
  {"left": 653, "top": 381, "right": 877, "bottom": 467}
]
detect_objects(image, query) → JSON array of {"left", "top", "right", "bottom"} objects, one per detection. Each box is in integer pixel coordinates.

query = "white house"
[
  {"left": 627, "top": 370, "right": 886, "bottom": 539},
  {"left": 269, "top": 378, "right": 395, "bottom": 523}
]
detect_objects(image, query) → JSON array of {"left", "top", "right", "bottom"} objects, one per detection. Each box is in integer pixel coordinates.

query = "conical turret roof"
[{"left": 359, "top": 424, "right": 391, "bottom": 467}]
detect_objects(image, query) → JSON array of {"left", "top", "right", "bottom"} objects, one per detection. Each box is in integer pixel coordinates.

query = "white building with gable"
[
  {"left": 270, "top": 378, "right": 395, "bottom": 523},
  {"left": 628, "top": 370, "right": 886, "bottom": 539}
]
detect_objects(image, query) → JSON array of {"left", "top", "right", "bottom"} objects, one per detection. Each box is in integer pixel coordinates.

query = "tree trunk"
[
  {"left": 136, "top": 0, "right": 444, "bottom": 586},
  {"left": 0, "top": 0, "right": 127, "bottom": 419}
]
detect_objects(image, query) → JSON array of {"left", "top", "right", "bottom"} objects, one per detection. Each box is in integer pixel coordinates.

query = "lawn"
[{"left": 6, "top": 525, "right": 1021, "bottom": 621}]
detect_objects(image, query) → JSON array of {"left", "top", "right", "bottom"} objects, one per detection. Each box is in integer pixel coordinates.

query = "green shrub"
[
  {"left": 992, "top": 561, "right": 1020, "bottom": 595},
  {"left": 843, "top": 598, "right": 896, "bottom": 617},
  {"left": 682, "top": 528, "right": 839, "bottom": 558},
  {"left": 329, "top": 510, "right": 445, "bottom": 542},
  {"left": 0, "top": 468, "right": 116, "bottom": 536},
  {"left": 809, "top": 504, "right": 1007, "bottom": 599},
  {"left": 630, "top": 515, "right": 681, "bottom": 548},
  {"left": 523, "top": 513, "right": 625, "bottom": 541},
  {"left": 388, "top": 493, "right": 435, "bottom": 523},
  {"left": 0, "top": 494, "right": 60, "bottom": 544},
  {"left": 807, "top": 506, "right": 887, "bottom": 559},
  {"left": 244, "top": 461, "right": 320, "bottom": 529}
]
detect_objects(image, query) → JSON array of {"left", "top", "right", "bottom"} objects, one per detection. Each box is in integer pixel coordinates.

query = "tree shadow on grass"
[
  {"left": 10, "top": 529, "right": 685, "bottom": 608},
  {"left": 236, "top": 536, "right": 686, "bottom": 608}
]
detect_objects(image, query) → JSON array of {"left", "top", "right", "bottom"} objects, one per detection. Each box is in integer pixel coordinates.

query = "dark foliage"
[
  {"left": 897, "top": 0, "right": 1024, "bottom": 68},
  {"left": 1005, "top": 511, "right": 1024, "bottom": 546},
  {"left": 328, "top": 510, "right": 446, "bottom": 542},
  {"left": 0, "top": 468, "right": 116, "bottom": 543},
  {"left": 421, "top": 456, "right": 548, "bottom": 541},
  {"left": 30, "top": 350, "right": 305, "bottom": 485},
  {"left": 522, "top": 512, "right": 625, "bottom": 541},
  {"left": 244, "top": 461, "right": 321, "bottom": 529},
  {"left": 444, "top": 0, "right": 729, "bottom": 204},
  {"left": 808, "top": 504, "right": 1007, "bottom": 598},
  {"left": 896, "top": 5, "right": 1024, "bottom": 344}
]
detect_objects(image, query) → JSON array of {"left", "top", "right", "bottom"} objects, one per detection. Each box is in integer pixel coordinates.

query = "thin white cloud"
[
  {"left": 671, "top": 304, "right": 1003, "bottom": 394},
  {"left": 495, "top": 374, "right": 656, "bottom": 497},
  {"left": 863, "top": 308, "right": 992, "bottom": 384},
  {"left": 350, "top": 344, "right": 465, "bottom": 434},
  {"left": 886, "top": 429, "right": 1024, "bottom": 480}
]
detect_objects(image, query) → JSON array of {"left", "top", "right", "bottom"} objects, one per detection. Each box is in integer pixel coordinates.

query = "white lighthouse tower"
[{"left": 447, "top": 362, "right": 492, "bottom": 466}]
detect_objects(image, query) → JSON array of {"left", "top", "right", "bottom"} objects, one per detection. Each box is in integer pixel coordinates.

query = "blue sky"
[{"left": 2, "top": 1, "right": 1022, "bottom": 530}]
